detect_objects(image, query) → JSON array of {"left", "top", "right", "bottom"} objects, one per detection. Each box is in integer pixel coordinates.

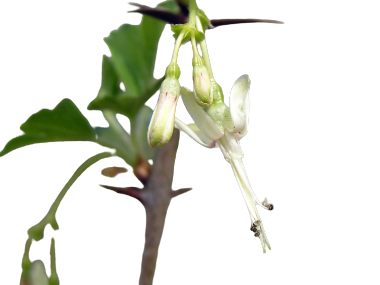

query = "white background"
[{"left": 285, "top": 0, "right": 380, "bottom": 284}]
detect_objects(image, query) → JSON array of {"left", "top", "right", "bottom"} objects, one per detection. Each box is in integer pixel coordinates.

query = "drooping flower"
[
  {"left": 192, "top": 55, "right": 212, "bottom": 107},
  {"left": 147, "top": 63, "right": 181, "bottom": 148},
  {"left": 175, "top": 75, "right": 273, "bottom": 252}
]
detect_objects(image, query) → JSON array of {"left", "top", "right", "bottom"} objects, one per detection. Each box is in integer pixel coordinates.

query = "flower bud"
[
  {"left": 147, "top": 76, "right": 181, "bottom": 147},
  {"left": 166, "top": 62, "right": 181, "bottom": 79},
  {"left": 192, "top": 55, "right": 212, "bottom": 107},
  {"left": 30, "top": 261, "right": 49, "bottom": 285}
]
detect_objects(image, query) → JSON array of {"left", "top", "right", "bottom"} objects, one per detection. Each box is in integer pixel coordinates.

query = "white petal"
[
  {"left": 220, "top": 130, "right": 244, "bottom": 159},
  {"left": 229, "top": 74, "right": 251, "bottom": 135},
  {"left": 230, "top": 157, "right": 271, "bottom": 252},
  {"left": 174, "top": 118, "right": 216, "bottom": 148},
  {"left": 231, "top": 157, "right": 267, "bottom": 210},
  {"left": 181, "top": 87, "right": 224, "bottom": 141},
  {"left": 239, "top": 92, "right": 249, "bottom": 137}
]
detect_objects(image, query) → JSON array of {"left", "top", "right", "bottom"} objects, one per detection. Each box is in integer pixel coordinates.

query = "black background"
[{"left": 0, "top": 1, "right": 285, "bottom": 284}]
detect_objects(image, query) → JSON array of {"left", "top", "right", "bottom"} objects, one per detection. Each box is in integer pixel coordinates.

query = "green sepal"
[
  {"left": 165, "top": 62, "right": 181, "bottom": 79},
  {"left": 192, "top": 29, "right": 205, "bottom": 43},
  {"left": 171, "top": 23, "right": 205, "bottom": 44},
  {"left": 205, "top": 101, "right": 234, "bottom": 133},
  {"left": 170, "top": 23, "right": 191, "bottom": 45}
]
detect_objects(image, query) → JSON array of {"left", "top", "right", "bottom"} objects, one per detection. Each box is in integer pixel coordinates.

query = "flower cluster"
[{"left": 147, "top": 0, "right": 273, "bottom": 253}]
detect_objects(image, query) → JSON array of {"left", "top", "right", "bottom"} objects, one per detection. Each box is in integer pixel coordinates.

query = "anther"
[{"left": 262, "top": 197, "right": 274, "bottom": 211}]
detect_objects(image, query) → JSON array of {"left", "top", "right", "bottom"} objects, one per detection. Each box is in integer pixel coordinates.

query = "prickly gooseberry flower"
[
  {"left": 147, "top": 63, "right": 181, "bottom": 148},
  {"left": 192, "top": 55, "right": 212, "bottom": 107},
  {"left": 174, "top": 75, "right": 274, "bottom": 253}
]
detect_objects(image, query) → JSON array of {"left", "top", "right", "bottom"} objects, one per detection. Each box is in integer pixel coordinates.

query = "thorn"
[
  {"left": 172, "top": 187, "right": 192, "bottom": 198},
  {"left": 128, "top": 3, "right": 188, "bottom": 25},
  {"left": 129, "top": 2, "right": 149, "bottom": 9},
  {"left": 210, "top": 18, "right": 284, "bottom": 27},
  {"left": 100, "top": 185, "right": 144, "bottom": 204}
]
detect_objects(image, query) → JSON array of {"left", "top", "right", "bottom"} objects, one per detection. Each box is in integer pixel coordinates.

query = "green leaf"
[
  {"left": 131, "top": 105, "right": 156, "bottom": 160},
  {"left": 140, "top": 1, "right": 180, "bottom": 83},
  {"left": 87, "top": 69, "right": 165, "bottom": 120},
  {"left": 0, "top": 95, "right": 139, "bottom": 165},
  {"left": 20, "top": 99, "right": 95, "bottom": 139},
  {"left": 95, "top": 127, "right": 137, "bottom": 166},
  {"left": 105, "top": 27, "right": 150, "bottom": 97},
  {"left": 96, "top": 55, "right": 122, "bottom": 101},
  {"left": 88, "top": 1, "right": 175, "bottom": 119},
  {"left": 0, "top": 99, "right": 96, "bottom": 157}
]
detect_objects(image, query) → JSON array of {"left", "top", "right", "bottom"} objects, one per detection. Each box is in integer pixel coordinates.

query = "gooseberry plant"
[{"left": 1, "top": 1, "right": 282, "bottom": 284}]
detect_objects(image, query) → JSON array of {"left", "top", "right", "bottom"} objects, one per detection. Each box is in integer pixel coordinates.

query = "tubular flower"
[
  {"left": 175, "top": 75, "right": 273, "bottom": 253},
  {"left": 192, "top": 55, "right": 212, "bottom": 107},
  {"left": 147, "top": 73, "right": 181, "bottom": 148}
]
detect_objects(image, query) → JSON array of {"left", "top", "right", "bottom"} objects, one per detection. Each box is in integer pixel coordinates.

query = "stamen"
[
  {"left": 250, "top": 219, "right": 261, "bottom": 232},
  {"left": 262, "top": 197, "right": 274, "bottom": 211},
  {"left": 254, "top": 230, "right": 261, "bottom": 237}
]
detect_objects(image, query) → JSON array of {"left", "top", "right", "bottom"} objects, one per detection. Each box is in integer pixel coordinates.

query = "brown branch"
[{"left": 138, "top": 129, "right": 180, "bottom": 285}]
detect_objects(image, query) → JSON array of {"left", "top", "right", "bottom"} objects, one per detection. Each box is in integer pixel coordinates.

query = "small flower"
[
  {"left": 192, "top": 55, "right": 212, "bottom": 107},
  {"left": 147, "top": 76, "right": 181, "bottom": 148},
  {"left": 175, "top": 75, "right": 273, "bottom": 253}
]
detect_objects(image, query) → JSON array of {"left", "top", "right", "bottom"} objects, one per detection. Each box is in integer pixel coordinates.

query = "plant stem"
[
  {"left": 189, "top": 0, "right": 197, "bottom": 26},
  {"left": 195, "top": 16, "right": 214, "bottom": 79},
  {"left": 139, "top": 129, "right": 180, "bottom": 285},
  {"left": 171, "top": 30, "right": 186, "bottom": 64}
]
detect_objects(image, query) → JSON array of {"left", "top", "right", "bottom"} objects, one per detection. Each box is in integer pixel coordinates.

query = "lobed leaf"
[
  {"left": 88, "top": 1, "right": 177, "bottom": 119},
  {"left": 0, "top": 99, "right": 96, "bottom": 157}
]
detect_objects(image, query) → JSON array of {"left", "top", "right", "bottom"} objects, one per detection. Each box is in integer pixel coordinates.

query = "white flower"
[{"left": 175, "top": 75, "right": 273, "bottom": 253}]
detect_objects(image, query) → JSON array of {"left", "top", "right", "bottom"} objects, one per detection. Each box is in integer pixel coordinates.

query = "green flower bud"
[
  {"left": 192, "top": 55, "right": 212, "bottom": 107},
  {"left": 148, "top": 76, "right": 181, "bottom": 147},
  {"left": 165, "top": 62, "right": 181, "bottom": 79}
]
